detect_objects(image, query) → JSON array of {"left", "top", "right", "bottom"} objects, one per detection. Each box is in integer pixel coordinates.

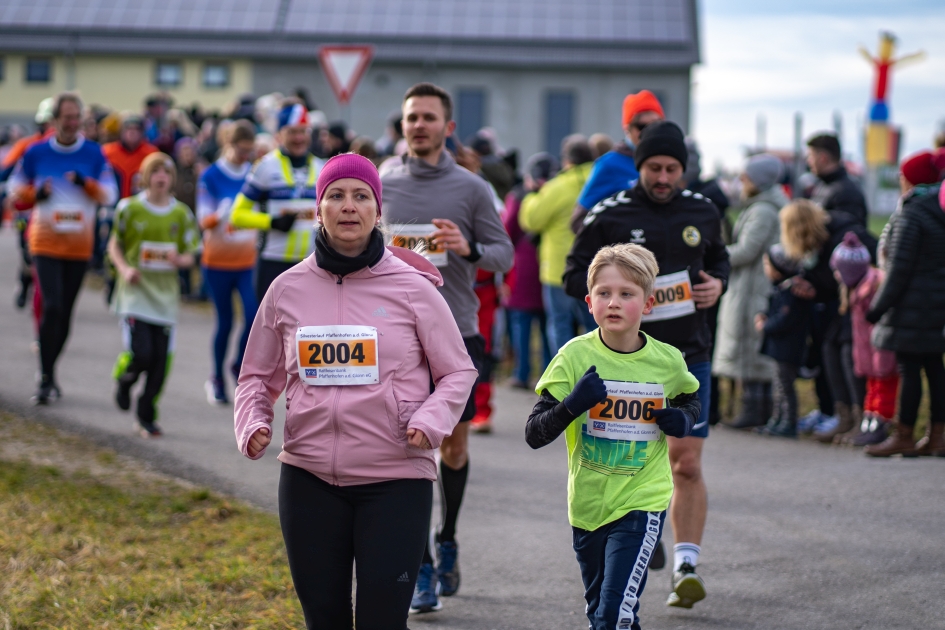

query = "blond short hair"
[
  {"left": 139, "top": 152, "right": 176, "bottom": 189},
  {"left": 587, "top": 243, "right": 659, "bottom": 296},
  {"left": 780, "top": 199, "right": 829, "bottom": 260}
]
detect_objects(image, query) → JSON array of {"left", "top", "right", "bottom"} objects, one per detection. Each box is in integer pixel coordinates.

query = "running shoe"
[
  {"left": 812, "top": 415, "right": 839, "bottom": 438},
  {"left": 31, "top": 383, "right": 53, "bottom": 406},
  {"left": 436, "top": 541, "right": 461, "bottom": 596},
  {"left": 797, "top": 409, "right": 825, "bottom": 434},
  {"left": 470, "top": 417, "right": 492, "bottom": 434},
  {"left": 205, "top": 378, "right": 228, "bottom": 405},
  {"left": 667, "top": 562, "right": 706, "bottom": 609},
  {"left": 115, "top": 379, "right": 132, "bottom": 411},
  {"left": 649, "top": 540, "right": 666, "bottom": 570},
  {"left": 409, "top": 563, "right": 441, "bottom": 613},
  {"left": 138, "top": 421, "right": 163, "bottom": 438}
]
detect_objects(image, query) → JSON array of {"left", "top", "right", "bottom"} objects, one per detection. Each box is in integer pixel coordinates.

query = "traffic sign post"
[{"left": 318, "top": 45, "right": 374, "bottom": 118}]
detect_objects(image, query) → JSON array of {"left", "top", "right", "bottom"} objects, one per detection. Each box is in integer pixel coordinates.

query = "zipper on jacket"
[{"left": 329, "top": 275, "right": 344, "bottom": 484}]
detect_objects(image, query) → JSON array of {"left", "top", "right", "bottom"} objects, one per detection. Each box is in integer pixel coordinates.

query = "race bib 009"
[
  {"left": 642, "top": 270, "right": 695, "bottom": 323},
  {"left": 139, "top": 241, "right": 177, "bottom": 271},
  {"left": 296, "top": 325, "right": 379, "bottom": 386},
  {"left": 587, "top": 381, "right": 664, "bottom": 441},
  {"left": 387, "top": 223, "right": 448, "bottom": 267}
]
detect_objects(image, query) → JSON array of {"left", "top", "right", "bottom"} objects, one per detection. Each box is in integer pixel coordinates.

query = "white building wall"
[{"left": 253, "top": 61, "right": 691, "bottom": 166}]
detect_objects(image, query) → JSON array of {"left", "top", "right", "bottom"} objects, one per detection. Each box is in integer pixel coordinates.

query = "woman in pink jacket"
[{"left": 234, "top": 153, "right": 478, "bottom": 630}]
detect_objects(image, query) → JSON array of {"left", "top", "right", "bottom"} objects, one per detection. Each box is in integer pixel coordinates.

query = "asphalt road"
[{"left": 0, "top": 229, "right": 942, "bottom": 629}]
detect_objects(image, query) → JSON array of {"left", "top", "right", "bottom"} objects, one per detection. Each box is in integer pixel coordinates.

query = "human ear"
[{"left": 642, "top": 293, "right": 656, "bottom": 315}]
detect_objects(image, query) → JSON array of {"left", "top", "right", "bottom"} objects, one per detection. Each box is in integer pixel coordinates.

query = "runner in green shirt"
[
  {"left": 526, "top": 243, "right": 700, "bottom": 630},
  {"left": 107, "top": 152, "right": 197, "bottom": 437}
]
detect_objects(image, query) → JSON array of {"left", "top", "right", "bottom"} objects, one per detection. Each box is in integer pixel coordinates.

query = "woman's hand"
[
  {"left": 406, "top": 428, "right": 432, "bottom": 449},
  {"left": 247, "top": 427, "right": 271, "bottom": 457}
]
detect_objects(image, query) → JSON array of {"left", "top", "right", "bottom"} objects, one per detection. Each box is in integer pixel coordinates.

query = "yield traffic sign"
[{"left": 318, "top": 45, "right": 374, "bottom": 105}]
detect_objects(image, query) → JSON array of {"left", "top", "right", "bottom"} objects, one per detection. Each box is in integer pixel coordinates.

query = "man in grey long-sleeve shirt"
[{"left": 381, "top": 82, "right": 513, "bottom": 613}]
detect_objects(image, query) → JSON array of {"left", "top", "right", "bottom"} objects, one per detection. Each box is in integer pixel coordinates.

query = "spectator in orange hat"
[{"left": 569, "top": 90, "right": 665, "bottom": 232}]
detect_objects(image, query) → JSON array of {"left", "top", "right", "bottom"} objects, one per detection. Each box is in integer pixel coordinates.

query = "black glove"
[
  {"left": 70, "top": 171, "right": 87, "bottom": 188},
  {"left": 562, "top": 366, "right": 608, "bottom": 416},
  {"left": 270, "top": 212, "right": 297, "bottom": 233},
  {"left": 652, "top": 407, "right": 691, "bottom": 438},
  {"left": 36, "top": 180, "right": 52, "bottom": 202},
  {"left": 864, "top": 309, "right": 881, "bottom": 325}
]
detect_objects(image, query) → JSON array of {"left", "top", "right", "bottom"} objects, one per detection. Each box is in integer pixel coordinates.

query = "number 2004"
[{"left": 307, "top": 342, "right": 366, "bottom": 365}]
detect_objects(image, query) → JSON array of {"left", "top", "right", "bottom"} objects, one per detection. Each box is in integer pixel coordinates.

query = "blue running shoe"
[
  {"left": 436, "top": 541, "right": 461, "bottom": 596},
  {"left": 409, "top": 563, "right": 441, "bottom": 613},
  {"left": 812, "top": 414, "right": 838, "bottom": 436},
  {"left": 797, "top": 409, "right": 824, "bottom": 434}
]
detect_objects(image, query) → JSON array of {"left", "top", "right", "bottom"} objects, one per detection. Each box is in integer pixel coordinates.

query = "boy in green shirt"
[
  {"left": 107, "top": 152, "right": 197, "bottom": 437},
  {"left": 526, "top": 243, "right": 701, "bottom": 629}
]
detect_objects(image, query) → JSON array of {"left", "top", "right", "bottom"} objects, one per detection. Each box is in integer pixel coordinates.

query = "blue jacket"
[{"left": 760, "top": 280, "right": 812, "bottom": 365}]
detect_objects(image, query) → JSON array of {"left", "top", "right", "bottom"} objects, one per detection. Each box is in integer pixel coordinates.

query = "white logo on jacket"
[{"left": 630, "top": 229, "right": 646, "bottom": 244}]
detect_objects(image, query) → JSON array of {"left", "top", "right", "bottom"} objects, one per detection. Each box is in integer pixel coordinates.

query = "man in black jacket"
[
  {"left": 563, "top": 121, "right": 730, "bottom": 609},
  {"left": 807, "top": 133, "right": 869, "bottom": 226}
]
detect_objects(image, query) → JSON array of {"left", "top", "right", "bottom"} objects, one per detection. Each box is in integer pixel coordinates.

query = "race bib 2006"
[
  {"left": 296, "top": 325, "right": 379, "bottom": 386},
  {"left": 642, "top": 270, "right": 695, "bottom": 323},
  {"left": 139, "top": 241, "right": 177, "bottom": 271},
  {"left": 587, "top": 381, "right": 664, "bottom": 441},
  {"left": 387, "top": 223, "right": 448, "bottom": 267}
]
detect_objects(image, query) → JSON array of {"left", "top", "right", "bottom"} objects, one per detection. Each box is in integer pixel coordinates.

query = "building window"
[
  {"left": 545, "top": 90, "right": 575, "bottom": 154},
  {"left": 155, "top": 61, "right": 183, "bottom": 87},
  {"left": 25, "top": 58, "right": 51, "bottom": 83},
  {"left": 203, "top": 63, "right": 230, "bottom": 88},
  {"left": 456, "top": 88, "right": 486, "bottom": 144}
]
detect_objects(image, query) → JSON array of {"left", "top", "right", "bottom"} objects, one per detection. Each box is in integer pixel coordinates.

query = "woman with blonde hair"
[{"left": 779, "top": 199, "right": 876, "bottom": 442}]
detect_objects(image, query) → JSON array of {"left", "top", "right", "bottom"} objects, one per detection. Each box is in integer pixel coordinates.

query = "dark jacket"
[
  {"left": 563, "top": 182, "right": 730, "bottom": 364},
  {"left": 809, "top": 165, "right": 868, "bottom": 227},
  {"left": 760, "top": 279, "right": 812, "bottom": 365},
  {"left": 802, "top": 212, "right": 877, "bottom": 304},
  {"left": 867, "top": 185, "right": 945, "bottom": 354}
]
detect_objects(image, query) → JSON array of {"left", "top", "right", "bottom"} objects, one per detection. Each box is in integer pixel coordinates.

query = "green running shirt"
[
  {"left": 535, "top": 331, "right": 699, "bottom": 531},
  {"left": 112, "top": 194, "right": 198, "bottom": 326}
]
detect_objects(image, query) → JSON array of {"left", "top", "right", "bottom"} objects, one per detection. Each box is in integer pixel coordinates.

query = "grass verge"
[{"left": 0, "top": 412, "right": 303, "bottom": 629}]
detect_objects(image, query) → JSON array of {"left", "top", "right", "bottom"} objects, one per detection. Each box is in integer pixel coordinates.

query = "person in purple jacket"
[
  {"left": 503, "top": 152, "right": 557, "bottom": 389},
  {"left": 234, "top": 153, "right": 477, "bottom": 630}
]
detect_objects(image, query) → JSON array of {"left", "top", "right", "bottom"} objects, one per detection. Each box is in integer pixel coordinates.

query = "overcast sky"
[{"left": 693, "top": 0, "right": 945, "bottom": 175}]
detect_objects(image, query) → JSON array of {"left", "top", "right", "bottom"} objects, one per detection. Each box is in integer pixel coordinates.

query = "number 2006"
[
  {"left": 307, "top": 342, "right": 366, "bottom": 365},
  {"left": 598, "top": 398, "right": 657, "bottom": 421}
]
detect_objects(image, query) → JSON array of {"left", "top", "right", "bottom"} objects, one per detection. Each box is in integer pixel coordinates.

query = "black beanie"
[{"left": 634, "top": 121, "right": 688, "bottom": 171}]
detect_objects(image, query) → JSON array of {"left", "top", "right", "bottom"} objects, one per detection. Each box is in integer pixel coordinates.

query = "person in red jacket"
[{"left": 103, "top": 115, "right": 159, "bottom": 199}]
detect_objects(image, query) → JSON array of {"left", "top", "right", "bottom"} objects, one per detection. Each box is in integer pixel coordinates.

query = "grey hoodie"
[{"left": 382, "top": 151, "right": 514, "bottom": 338}]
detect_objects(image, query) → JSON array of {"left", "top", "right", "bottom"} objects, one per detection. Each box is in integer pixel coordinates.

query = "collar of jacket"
[
  {"left": 818, "top": 164, "right": 847, "bottom": 185},
  {"left": 314, "top": 227, "right": 386, "bottom": 277},
  {"left": 403, "top": 150, "right": 456, "bottom": 179},
  {"left": 305, "top": 242, "right": 443, "bottom": 287}
]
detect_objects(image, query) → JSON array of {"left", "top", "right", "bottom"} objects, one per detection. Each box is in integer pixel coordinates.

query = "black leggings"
[
  {"left": 34, "top": 256, "right": 87, "bottom": 384},
  {"left": 823, "top": 340, "right": 865, "bottom": 407},
  {"left": 118, "top": 318, "right": 171, "bottom": 425},
  {"left": 896, "top": 352, "right": 945, "bottom": 428},
  {"left": 278, "top": 463, "right": 433, "bottom": 630},
  {"left": 255, "top": 258, "right": 295, "bottom": 302}
]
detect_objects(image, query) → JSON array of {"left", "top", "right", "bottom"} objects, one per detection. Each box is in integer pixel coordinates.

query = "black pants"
[
  {"left": 807, "top": 302, "right": 835, "bottom": 415},
  {"left": 773, "top": 362, "right": 799, "bottom": 425},
  {"left": 279, "top": 463, "right": 433, "bottom": 630},
  {"left": 119, "top": 318, "right": 171, "bottom": 425},
  {"left": 255, "top": 258, "right": 295, "bottom": 302},
  {"left": 34, "top": 256, "right": 87, "bottom": 384},
  {"left": 823, "top": 340, "right": 865, "bottom": 407},
  {"left": 896, "top": 352, "right": 945, "bottom": 428}
]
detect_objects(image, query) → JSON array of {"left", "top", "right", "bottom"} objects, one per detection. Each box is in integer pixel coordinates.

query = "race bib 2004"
[
  {"left": 296, "top": 325, "right": 379, "bottom": 386},
  {"left": 642, "top": 270, "right": 695, "bottom": 323},
  {"left": 587, "top": 381, "right": 664, "bottom": 441},
  {"left": 51, "top": 207, "right": 85, "bottom": 233},
  {"left": 139, "top": 241, "right": 177, "bottom": 271},
  {"left": 387, "top": 223, "right": 448, "bottom": 267}
]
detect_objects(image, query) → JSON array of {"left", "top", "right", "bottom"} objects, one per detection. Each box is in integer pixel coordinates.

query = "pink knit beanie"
[
  {"left": 316, "top": 153, "right": 382, "bottom": 215},
  {"left": 830, "top": 231, "right": 871, "bottom": 288}
]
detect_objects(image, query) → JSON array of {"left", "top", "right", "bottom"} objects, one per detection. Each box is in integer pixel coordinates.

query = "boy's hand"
[
  {"left": 563, "top": 366, "right": 608, "bottom": 416},
  {"left": 652, "top": 407, "right": 691, "bottom": 438},
  {"left": 121, "top": 266, "right": 141, "bottom": 285}
]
